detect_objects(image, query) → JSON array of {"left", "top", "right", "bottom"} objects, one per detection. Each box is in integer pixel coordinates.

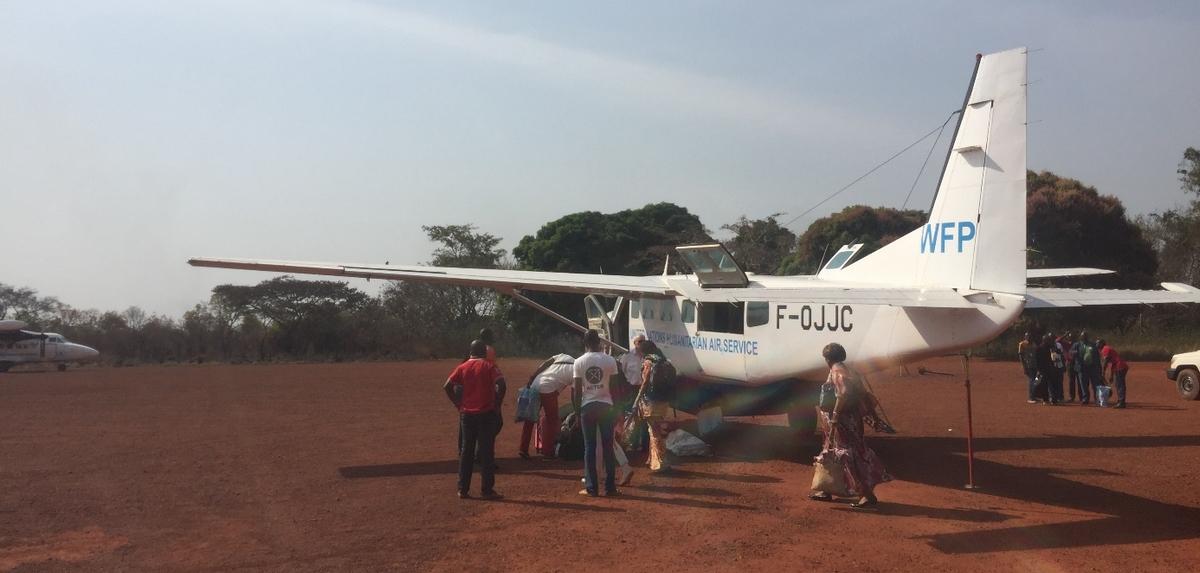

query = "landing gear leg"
[
  {"left": 787, "top": 407, "right": 817, "bottom": 435},
  {"left": 787, "top": 380, "right": 821, "bottom": 448}
]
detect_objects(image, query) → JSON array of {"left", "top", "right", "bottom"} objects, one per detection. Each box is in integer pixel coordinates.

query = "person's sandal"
[
  {"left": 809, "top": 492, "right": 833, "bottom": 502},
  {"left": 850, "top": 498, "right": 878, "bottom": 509}
]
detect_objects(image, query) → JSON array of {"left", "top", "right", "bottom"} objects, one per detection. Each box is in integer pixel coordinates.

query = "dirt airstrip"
[{"left": 1, "top": 357, "right": 1198, "bottom": 572}]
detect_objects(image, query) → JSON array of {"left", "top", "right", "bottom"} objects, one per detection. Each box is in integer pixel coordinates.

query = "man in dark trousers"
[{"left": 444, "top": 340, "right": 506, "bottom": 500}]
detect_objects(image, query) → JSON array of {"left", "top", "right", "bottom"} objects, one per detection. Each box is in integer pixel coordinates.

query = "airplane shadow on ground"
[
  {"left": 671, "top": 422, "right": 1200, "bottom": 553},
  {"left": 339, "top": 424, "right": 1200, "bottom": 552},
  {"left": 339, "top": 457, "right": 575, "bottom": 479},
  {"left": 870, "top": 434, "right": 1200, "bottom": 554}
]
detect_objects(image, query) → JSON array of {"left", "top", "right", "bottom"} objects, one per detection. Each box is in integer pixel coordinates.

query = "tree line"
[{"left": 4, "top": 150, "right": 1199, "bottom": 366}]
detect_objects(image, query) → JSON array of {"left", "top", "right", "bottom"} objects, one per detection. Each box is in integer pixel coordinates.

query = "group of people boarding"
[
  {"left": 443, "top": 328, "right": 676, "bottom": 499},
  {"left": 1017, "top": 330, "right": 1130, "bottom": 408}
]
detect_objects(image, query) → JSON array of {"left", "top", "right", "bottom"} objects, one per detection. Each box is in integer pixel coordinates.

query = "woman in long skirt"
[{"left": 810, "top": 342, "right": 892, "bottom": 509}]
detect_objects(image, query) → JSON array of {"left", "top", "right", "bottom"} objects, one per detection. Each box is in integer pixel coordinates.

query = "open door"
[
  {"left": 585, "top": 295, "right": 627, "bottom": 352},
  {"left": 675, "top": 244, "right": 750, "bottom": 288}
]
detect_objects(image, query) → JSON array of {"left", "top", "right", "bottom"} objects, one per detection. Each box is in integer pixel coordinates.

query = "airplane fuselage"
[
  {"left": 0, "top": 332, "right": 99, "bottom": 372},
  {"left": 627, "top": 283, "right": 1025, "bottom": 387}
]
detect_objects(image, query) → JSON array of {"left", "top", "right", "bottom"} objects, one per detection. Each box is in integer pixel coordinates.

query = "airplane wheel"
[
  {"left": 1179, "top": 369, "right": 1200, "bottom": 401},
  {"left": 57, "top": 363, "right": 68, "bottom": 372},
  {"left": 0, "top": 362, "right": 13, "bottom": 373}
]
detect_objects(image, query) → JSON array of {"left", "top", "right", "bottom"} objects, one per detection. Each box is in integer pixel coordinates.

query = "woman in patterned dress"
[{"left": 809, "top": 342, "right": 892, "bottom": 509}]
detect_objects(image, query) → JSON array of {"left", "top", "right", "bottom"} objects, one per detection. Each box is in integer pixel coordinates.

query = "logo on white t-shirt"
[{"left": 585, "top": 366, "right": 604, "bottom": 385}]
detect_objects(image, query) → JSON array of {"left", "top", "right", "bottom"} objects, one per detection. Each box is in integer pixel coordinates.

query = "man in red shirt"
[
  {"left": 444, "top": 340, "right": 507, "bottom": 499},
  {"left": 1099, "top": 339, "right": 1130, "bottom": 409}
]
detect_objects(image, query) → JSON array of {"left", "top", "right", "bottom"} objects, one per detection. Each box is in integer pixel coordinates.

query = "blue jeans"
[
  {"left": 1075, "top": 368, "right": 1091, "bottom": 402},
  {"left": 581, "top": 401, "right": 616, "bottom": 494}
]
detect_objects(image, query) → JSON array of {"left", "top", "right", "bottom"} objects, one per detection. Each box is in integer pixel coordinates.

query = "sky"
[{"left": 2, "top": 0, "right": 1198, "bottom": 317}]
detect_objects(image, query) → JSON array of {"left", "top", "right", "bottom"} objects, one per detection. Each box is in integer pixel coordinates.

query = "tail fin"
[{"left": 837, "top": 48, "right": 1027, "bottom": 294}]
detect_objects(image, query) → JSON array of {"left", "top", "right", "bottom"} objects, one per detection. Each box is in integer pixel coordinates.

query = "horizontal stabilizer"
[
  {"left": 0, "top": 320, "right": 29, "bottom": 332},
  {"left": 1026, "top": 267, "right": 1115, "bottom": 279},
  {"left": 1026, "top": 283, "right": 1200, "bottom": 308}
]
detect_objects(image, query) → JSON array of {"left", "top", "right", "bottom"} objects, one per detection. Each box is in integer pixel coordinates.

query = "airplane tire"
[
  {"left": 58, "top": 363, "right": 68, "bottom": 372},
  {"left": 1179, "top": 368, "right": 1200, "bottom": 401},
  {"left": 0, "top": 362, "right": 13, "bottom": 373}
]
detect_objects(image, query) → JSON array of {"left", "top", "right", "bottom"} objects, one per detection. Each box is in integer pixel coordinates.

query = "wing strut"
[{"left": 508, "top": 289, "right": 628, "bottom": 352}]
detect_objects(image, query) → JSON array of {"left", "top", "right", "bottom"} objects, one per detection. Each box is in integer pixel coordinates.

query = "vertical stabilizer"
[{"left": 836, "top": 48, "right": 1028, "bottom": 294}]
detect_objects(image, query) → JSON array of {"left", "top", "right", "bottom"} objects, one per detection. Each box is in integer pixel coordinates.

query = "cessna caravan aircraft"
[
  {"left": 191, "top": 48, "right": 1200, "bottom": 430},
  {"left": 0, "top": 320, "right": 99, "bottom": 372}
]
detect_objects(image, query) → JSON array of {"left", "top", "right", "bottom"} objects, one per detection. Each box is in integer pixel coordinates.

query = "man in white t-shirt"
[
  {"left": 519, "top": 353, "right": 574, "bottom": 459},
  {"left": 573, "top": 329, "right": 620, "bottom": 497}
]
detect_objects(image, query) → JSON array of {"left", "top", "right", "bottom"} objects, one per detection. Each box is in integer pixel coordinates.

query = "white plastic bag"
[{"left": 665, "top": 429, "right": 712, "bottom": 457}]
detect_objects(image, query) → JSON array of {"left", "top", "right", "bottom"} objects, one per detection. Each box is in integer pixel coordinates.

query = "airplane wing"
[
  {"left": 188, "top": 258, "right": 675, "bottom": 297},
  {"left": 1027, "top": 267, "right": 1115, "bottom": 279},
  {"left": 1025, "top": 283, "right": 1200, "bottom": 308},
  {"left": 190, "top": 257, "right": 982, "bottom": 308}
]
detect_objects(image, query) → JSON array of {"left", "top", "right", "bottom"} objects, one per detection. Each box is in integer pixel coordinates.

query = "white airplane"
[
  {"left": 0, "top": 320, "right": 100, "bottom": 372},
  {"left": 190, "top": 48, "right": 1200, "bottom": 431}
]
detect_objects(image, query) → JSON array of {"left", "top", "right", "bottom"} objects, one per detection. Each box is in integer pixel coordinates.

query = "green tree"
[
  {"left": 1141, "top": 147, "right": 1200, "bottom": 286},
  {"left": 777, "top": 206, "right": 925, "bottom": 275},
  {"left": 212, "top": 277, "right": 369, "bottom": 358},
  {"left": 1179, "top": 147, "right": 1200, "bottom": 196},
  {"left": 379, "top": 224, "right": 509, "bottom": 358},
  {"left": 1026, "top": 170, "right": 1157, "bottom": 288},
  {"left": 721, "top": 214, "right": 796, "bottom": 274},
  {"left": 513, "top": 203, "right": 711, "bottom": 275},
  {"left": 510, "top": 203, "right": 711, "bottom": 341},
  {"left": 0, "top": 284, "right": 61, "bottom": 328}
]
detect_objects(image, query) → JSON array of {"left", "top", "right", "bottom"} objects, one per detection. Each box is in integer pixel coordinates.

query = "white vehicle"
[
  {"left": 190, "top": 48, "right": 1200, "bottom": 430},
  {"left": 1167, "top": 350, "right": 1200, "bottom": 400},
  {"left": 0, "top": 320, "right": 100, "bottom": 372}
]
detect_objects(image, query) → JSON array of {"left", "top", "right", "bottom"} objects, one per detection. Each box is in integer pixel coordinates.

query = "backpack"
[
  {"left": 643, "top": 355, "right": 677, "bottom": 403},
  {"left": 555, "top": 412, "right": 584, "bottom": 460}
]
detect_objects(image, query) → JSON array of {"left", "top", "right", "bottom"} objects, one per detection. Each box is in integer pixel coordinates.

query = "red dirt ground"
[{"left": 1, "top": 357, "right": 1198, "bottom": 572}]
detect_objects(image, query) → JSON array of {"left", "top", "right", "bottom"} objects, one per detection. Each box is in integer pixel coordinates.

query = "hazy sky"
[{"left": 3, "top": 0, "right": 1198, "bottom": 317}]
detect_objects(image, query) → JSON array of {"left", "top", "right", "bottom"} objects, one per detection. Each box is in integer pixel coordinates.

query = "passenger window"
[
  {"left": 661, "top": 300, "right": 674, "bottom": 322},
  {"left": 681, "top": 300, "right": 696, "bottom": 323},
  {"left": 747, "top": 302, "right": 770, "bottom": 327},
  {"left": 698, "top": 302, "right": 745, "bottom": 334},
  {"left": 630, "top": 299, "right": 640, "bottom": 319},
  {"left": 642, "top": 299, "right": 656, "bottom": 320}
]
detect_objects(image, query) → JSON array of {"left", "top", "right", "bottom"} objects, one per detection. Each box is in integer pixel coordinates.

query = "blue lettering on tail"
[
  {"left": 920, "top": 221, "right": 977, "bottom": 254},
  {"left": 920, "top": 224, "right": 937, "bottom": 253}
]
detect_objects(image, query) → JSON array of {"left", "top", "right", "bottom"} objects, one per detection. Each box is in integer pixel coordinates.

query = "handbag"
[
  {"left": 818, "top": 382, "right": 836, "bottom": 413},
  {"left": 811, "top": 450, "right": 850, "bottom": 497},
  {"left": 515, "top": 386, "right": 540, "bottom": 422},
  {"left": 619, "top": 413, "right": 644, "bottom": 451}
]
